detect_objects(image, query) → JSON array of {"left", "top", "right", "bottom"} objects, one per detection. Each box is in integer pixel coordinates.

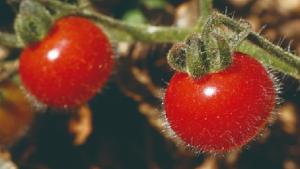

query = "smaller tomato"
[
  {"left": 0, "top": 81, "right": 34, "bottom": 146},
  {"left": 164, "top": 52, "right": 276, "bottom": 152},
  {"left": 19, "top": 16, "right": 113, "bottom": 108}
]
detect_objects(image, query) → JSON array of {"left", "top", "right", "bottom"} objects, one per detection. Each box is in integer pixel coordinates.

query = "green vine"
[
  {"left": 199, "top": 0, "right": 213, "bottom": 18},
  {"left": 0, "top": 0, "right": 299, "bottom": 79},
  {"left": 0, "top": 32, "right": 23, "bottom": 48}
]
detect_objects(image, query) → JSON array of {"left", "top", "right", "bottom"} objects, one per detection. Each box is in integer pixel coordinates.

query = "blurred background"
[{"left": 0, "top": 0, "right": 300, "bottom": 169}]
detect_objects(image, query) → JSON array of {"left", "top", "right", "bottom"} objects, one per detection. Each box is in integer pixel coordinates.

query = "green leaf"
[{"left": 14, "top": 0, "right": 53, "bottom": 46}]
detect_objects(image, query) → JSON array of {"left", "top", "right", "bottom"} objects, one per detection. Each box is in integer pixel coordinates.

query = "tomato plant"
[
  {"left": 19, "top": 16, "right": 114, "bottom": 108},
  {"left": 164, "top": 52, "right": 276, "bottom": 152},
  {"left": 0, "top": 1, "right": 299, "bottom": 167}
]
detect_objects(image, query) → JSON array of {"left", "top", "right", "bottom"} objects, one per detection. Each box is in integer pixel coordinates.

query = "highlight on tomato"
[{"left": 164, "top": 52, "right": 276, "bottom": 153}]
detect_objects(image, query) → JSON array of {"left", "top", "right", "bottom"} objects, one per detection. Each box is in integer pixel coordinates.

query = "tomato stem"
[
  {"left": 185, "top": 34, "right": 208, "bottom": 78},
  {"left": 0, "top": 0, "right": 299, "bottom": 79},
  {"left": 38, "top": 0, "right": 191, "bottom": 43},
  {"left": 199, "top": 0, "right": 213, "bottom": 18},
  {"left": 82, "top": 10, "right": 191, "bottom": 43},
  {"left": 0, "top": 32, "right": 23, "bottom": 48},
  {"left": 212, "top": 33, "right": 232, "bottom": 69},
  {"left": 80, "top": 5, "right": 300, "bottom": 78},
  {"left": 196, "top": 0, "right": 213, "bottom": 32},
  {"left": 0, "top": 60, "right": 19, "bottom": 83},
  {"left": 215, "top": 13, "right": 300, "bottom": 78},
  {"left": 200, "top": 15, "right": 232, "bottom": 73}
]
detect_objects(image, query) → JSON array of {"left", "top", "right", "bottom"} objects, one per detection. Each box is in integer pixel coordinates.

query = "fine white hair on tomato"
[
  {"left": 160, "top": 84, "right": 244, "bottom": 156},
  {"left": 19, "top": 84, "right": 47, "bottom": 113},
  {"left": 263, "top": 67, "right": 283, "bottom": 129}
]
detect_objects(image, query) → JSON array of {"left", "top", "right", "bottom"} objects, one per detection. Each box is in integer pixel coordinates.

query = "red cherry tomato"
[
  {"left": 19, "top": 16, "right": 113, "bottom": 108},
  {"left": 164, "top": 52, "right": 276, "bottom": 153}
]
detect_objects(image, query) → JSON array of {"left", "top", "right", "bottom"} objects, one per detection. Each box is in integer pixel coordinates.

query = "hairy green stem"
[
  {"left": 216, "top": 12, "right": 300, "bottom": 78},
  {"left": 199, "top": 0, "right": 213, "bottom": 19},
  {"left": 39, "top": 0, "right": 190, "bottom": 43},
  {"left": 0, "top": 32, "right": 23, "bottom": 48},
  {"left": 196, "top": 0, "right": 213, "bottom": 32},
  {"left": 1, "top": 0, "right": 299, "bottom": 79},
  {"left": 213, "top": 33, "right": 232, "bottom": 68},
  {"left": 81, "top": 10, "right": 190, "bottom": 43},
  {"left": 85, "top": 10, "right": 300, "bottom": 78},
  {"left": 0, "top": 59, "right": 19, "bottom": 82},
  {"left": 185, "top": 34, "right": 208, "bottom": 77},
  {"left": 238, "top": 42, "right": 300, "bottom": 79}
]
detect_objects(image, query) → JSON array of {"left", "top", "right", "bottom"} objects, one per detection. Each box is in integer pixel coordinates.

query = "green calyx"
[
  {"left": 167, "top": 13, "right": 252, "bottom": 79},
  {"left": 167, "top": 32, "right": 229, "bottom": 78},
  {"left": 14, "top": 0, "right": 53, "bottom": 46}
]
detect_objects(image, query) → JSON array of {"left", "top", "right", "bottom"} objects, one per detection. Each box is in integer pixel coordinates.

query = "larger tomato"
[
  {"left": 19, "top": 16, "right": 113, "bottom": 108},
  {"left": 164, "top": 52, "right": 276, "bottom": 152}
]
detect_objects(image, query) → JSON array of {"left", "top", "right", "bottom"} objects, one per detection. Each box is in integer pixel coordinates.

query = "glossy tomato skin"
[
  {"left": 164, "top": 52, "right": 276, "bottom": 152},
  {"left": 20, "top": 16, "right": 113, "bottom": 108}
]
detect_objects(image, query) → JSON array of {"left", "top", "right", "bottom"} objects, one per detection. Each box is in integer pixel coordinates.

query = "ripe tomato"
[
  {"left": 164, "top": 52, "right": 276, "bottom": 152},
  {"left": 0, "top": 81, "right": 34, "bottom": 145},
  {"left": 19, "top": 16, "right": 113, "bottom": 108}
]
